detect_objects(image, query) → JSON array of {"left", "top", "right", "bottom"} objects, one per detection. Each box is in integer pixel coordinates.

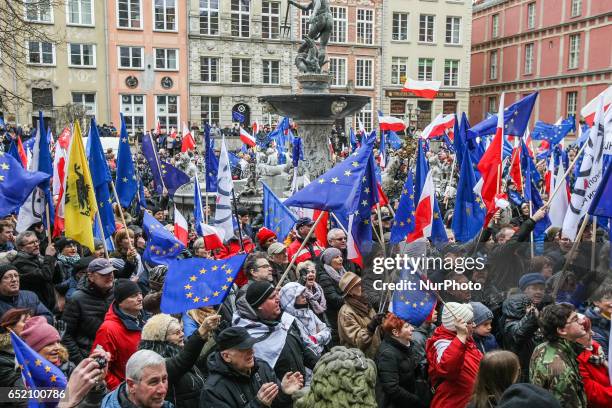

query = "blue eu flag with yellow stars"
[
  {"left": 389, "top": 268, "right": 436, "bottom": 327},
  {"left": 468, "top": 92, "right": 538, "bottom": 139},
  {"left": 389, "top": 171, "right": 416, "bottom": 244},
  {"left": 0, "top": 152, "right": 50, "bottom": 218},
  {"left": 143, "top": 212, "right": 185, "bottom": 266},
  {"left": 452, "top": 150, "right": 486, "bottom": 242},
  {"left": 10, "top": 331, "right": 67, "bottom": 405},
  {"left": 263, "top": 182, "right": 296, "bottom": 240},
  {"left": 161, "top": 254, "right": 248, "bottom": 314}
]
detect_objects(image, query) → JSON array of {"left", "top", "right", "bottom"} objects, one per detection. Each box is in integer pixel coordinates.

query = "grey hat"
[
  {"left": 470, "top": 301, "right": 494, "bottom": 326},
  {"left": 87, "top": 258, "right": 116, "bottom": 275},
  {"left": 321, "top": 247, "right": 342, "bottom": 265}
]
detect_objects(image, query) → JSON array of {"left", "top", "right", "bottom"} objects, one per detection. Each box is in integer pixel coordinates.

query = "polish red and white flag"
[
  {"left": 174, "top": 205, "right": 189, "bottom": 246},
  {"left": 402, "top": 78, "right": 442, "bottom": 99},
  {"left": 240, "top": 127, "right": 256, "bottom": 147}
]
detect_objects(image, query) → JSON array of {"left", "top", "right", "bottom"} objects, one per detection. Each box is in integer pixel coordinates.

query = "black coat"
[
  {"left": 0, "top": 290, "right": 53, "bottom": 323},
  {"left": 375, "top": 337, "right": 427, "bottom": 408},
  {"left": 200, "top": 353, "right": 292, "bottom": 408},
  {"left": 61, "top": 277, "right": 114, "bottom": 363},
  {"left": 139, "top": 334, "right": 206, "bottom": 408},
  {"left": 0, "top": 348, "right": 27, "bottom": 408},
  {"left": 316, "top": 267, "right": 344, "bottom": 342},
  {"left": 13, "top": 251, "right": 60, "bottom": 313}
]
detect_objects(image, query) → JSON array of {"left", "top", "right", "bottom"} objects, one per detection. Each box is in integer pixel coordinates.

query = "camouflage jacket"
[{"left": 529, "top": 339, "right": 587, "bottom": 408}]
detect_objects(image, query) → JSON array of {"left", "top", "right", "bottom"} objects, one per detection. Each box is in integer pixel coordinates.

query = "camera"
[{"left": 93, "top": 345, "right": 107, "bottom": 369}]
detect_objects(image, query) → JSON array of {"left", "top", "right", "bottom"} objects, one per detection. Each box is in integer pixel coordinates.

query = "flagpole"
[
  {"left": 275, "top": 210, "right": 326, "bottom": 290},
  {"left": 375, "top": 203, "right": 386, "bottom": 257},
  {"left": 590, "top": 216, "right": 597, "bottom": 271},
  {"left": 529, "top": 201, "right": 534, "bottom": 258},
  {"left": 231, "top": 190, "right": 244, "bottom": 252},
  {"left": 44, "top": 202, "right": 52, "bottom": 244},
  {"left": 110, "top": 180, "right": 135, "bottom": 253},
  {"left": 95, "top": 212, "right": 110, "bottom": 259},
  {"left": 147, "top": 133, "right": 168, "bottom": 194},
  {"left": 443, "top": 155, "right": 457, "bottom": 207},
  {"left": 544, "top": 138, "right": 588, "bottom": 207},
  {"left": 552, "top": 214, "right": 590, "bottom": 300}
]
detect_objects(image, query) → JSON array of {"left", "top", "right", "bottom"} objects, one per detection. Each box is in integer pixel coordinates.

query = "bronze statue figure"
[{"left": 287, "top": 0, "right": 332, "bottom": 73}]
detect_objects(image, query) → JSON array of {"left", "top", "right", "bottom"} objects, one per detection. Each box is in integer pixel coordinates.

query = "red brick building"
[{"left": 470, "top": 0, "right": 611, "bottom": 126}]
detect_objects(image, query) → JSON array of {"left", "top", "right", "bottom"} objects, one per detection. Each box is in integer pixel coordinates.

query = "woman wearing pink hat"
[{"left": 21, "top": 316, "right": 75, "bottom": 378}]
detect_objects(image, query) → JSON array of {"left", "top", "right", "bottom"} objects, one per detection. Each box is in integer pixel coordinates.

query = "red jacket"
[
  {"left": 217, "top": 237, "right": 255, "bottom": 287},
  {"left": 286, "top": 238, "right": 323, "bottom": 265},
  {"left": 91, "top": 303, "right": 144, "bottom": 390},
  {"left": 577, "top": 340, "right": 612, "bottom": 408},
  {"left": 425, "top": 326, "right": 483, "bottom": 408}
]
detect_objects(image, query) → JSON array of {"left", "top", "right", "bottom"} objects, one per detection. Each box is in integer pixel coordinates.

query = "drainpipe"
[
  {"left": 103, "top": 1, "right": 111, "bottom": 122},
  {"left": 379, "top": 0, "right": 384, "bottom": 113}
]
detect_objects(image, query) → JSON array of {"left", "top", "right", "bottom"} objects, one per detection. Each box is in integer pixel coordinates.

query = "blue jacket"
[
  {"left": 473, "top": 333, "right": 499, "bottom": 354},
  {"left": 0, "top": 290, "right": 53, "bottom": 323},
  {"left": 101, "top": 383, "right": 174, "bottom": 408}
]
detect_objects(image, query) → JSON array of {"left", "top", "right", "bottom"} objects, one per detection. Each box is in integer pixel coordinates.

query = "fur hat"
[
  {"left": 141, "top": 314, "right": 179, "bottom": 342},
  {"left": 441, "top": 302, "right": 474, "bottom": 332}
]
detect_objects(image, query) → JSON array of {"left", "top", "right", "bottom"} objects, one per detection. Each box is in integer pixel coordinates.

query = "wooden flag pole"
[
  {"left": 231, "top": 189, "right": 244, "bottom": 252},
  {"left": 110, "top": 180, "right": 135, "bottom": 252},
  {"left": 552, "top": 214, "right": 590, "bottom": 300},
  {"left": 544, "top": 139, "right": 588, "bottom": 207},
  {"left": 375, "top": 203, "right": 387, "bottom": 257},
  {"left": 590, "top": 216, "right": 597, "bottom": 271},
  {"left": 95, "top": 212, "right": 110, "bottom": 259}
]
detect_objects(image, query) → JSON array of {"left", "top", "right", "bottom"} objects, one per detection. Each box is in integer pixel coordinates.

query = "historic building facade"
[
  {"left": 381, "top": 0, "right": 472, "bottom": 130},
  {"left": 470, "top": 0, "right": 612, "bottom": 125}
]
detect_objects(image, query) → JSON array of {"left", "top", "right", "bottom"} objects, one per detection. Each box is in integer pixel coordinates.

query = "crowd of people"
[{"left": 0, "top": 116, "right": 610, "bottom": 408}]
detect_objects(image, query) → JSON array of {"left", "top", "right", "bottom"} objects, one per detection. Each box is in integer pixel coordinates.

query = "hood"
[
  {"left": 234, "top": 295, "right": 259, "bottom": 322},
  {"left": 279, "top": 282, "right": 306, "bottom": 315},
  {"left": 139, "top": 340, "right": 180, "bottom": 359},
  {"left": 206, "top": 351, "right": 255, "bottom": 381},
  {"left": 585, "top": 307, "right": 611, "bottom": 329},
  {"left": 502, "top": 294, "right": 531, "bottom": 319},
  {"left": 106, "top": 303, "right": 145, "bottom": 332}
]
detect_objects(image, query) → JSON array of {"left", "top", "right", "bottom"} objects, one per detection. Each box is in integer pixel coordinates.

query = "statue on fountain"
[{"left": 287, "top": 0, "right": 332, "bottom": 74}]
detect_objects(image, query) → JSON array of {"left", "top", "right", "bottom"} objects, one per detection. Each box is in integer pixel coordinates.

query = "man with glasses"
[
  {"left": 13, "top": 231, "right": 60, "bottom": 314},
  {"left": 0, "top": 263, "right": 53, "bottom": 322},
  {"left": 529, "top": 303, "right": 588, "bottom": 408},
  {"left": 238, "top": 253, "right": 274, "bottom": 297},
  {"left": 326, "top": 228, "right": 359, "bottom": 275},
  {"left": 0, "top": 220, "right": 15, "bottom": 252}
]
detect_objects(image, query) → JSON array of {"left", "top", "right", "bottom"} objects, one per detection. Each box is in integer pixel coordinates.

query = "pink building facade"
[
  {"left": 106, "top": 0, "right": 189, "bottom": 135},
  {"left": 470, "top": 0, "right": 611, "bottom": 126}
]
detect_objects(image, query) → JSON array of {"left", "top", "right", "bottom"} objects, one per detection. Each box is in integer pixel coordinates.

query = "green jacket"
[{"left": 529, "top": 339, "right": 587, "bottom": 408}]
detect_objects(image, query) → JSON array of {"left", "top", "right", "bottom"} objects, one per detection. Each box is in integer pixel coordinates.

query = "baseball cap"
[{"left": 87, "top": 258, "right": 117, "bottom": 275}]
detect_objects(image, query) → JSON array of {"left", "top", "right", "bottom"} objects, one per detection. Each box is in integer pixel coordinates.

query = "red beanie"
[
  {"left": 256, "top": 227, "right": 277, "bottom": 247},
  {"left": 20, "top": 316, "right": 60, "bottom": 352}
]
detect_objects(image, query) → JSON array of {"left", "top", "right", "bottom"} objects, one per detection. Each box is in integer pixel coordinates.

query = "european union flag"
[
  {"left": 468, "top": 92, "right": 538, "bottom": 139},
  {"left": 284, "top": 131, "right": 379, "bottom": 215},
  {"left": 232, "top": 110, "right": 245, "bottom": 123},
  {"left": 35, "top": 111, "right": 54, "bottom": 227},
  {"left": 291, "top": 136, "right": 303, "bottom": 167},
  {"left": 8, "top": 141, "right": 24, "bottom": 168},
  {"left": 87, "top": 118, "right": 116, "bottom": 238},
  {"left": 263, "top": 182, "right": 297, "bottom": 240},
  {"left": 452, "top": 150, "right": 486, "bottom": 242},
  {"left": 204, "top": 123, "right": 218, "bottom": 192},
  {"left": 142, "top": 132, "right": 164, "bottom": 194},
  {"left": 143, "top": 212, "right": 185, "bottom": 266},
  {"left": 531, "top": 116, "right": 576, "bottom": 145},
  {"left": 10, "top": 331, "right": 67, "bottom": 402},
  {"left": 387, "top": 130, "right": 402, "bottom": 150},
  {"left": 349, "top": 127, "right": 358, "bottom": 152},
  {"left": 588, "top": 158, "right": 612, "bottom": 218},
  {"left": 453, "top": 114, "right": 464, "bottom": 167},
  {"left": 161, "top": 254, "right": 248, "bottom": 314},
  {"left": 0, "top": 152, "right": 50, "bottom": 217},
  {"left": 116, "top": 113, "right": 138, "bottom": 207},
  {"left": 159, "top": 160, "right": 190, "bottom": 196},
  {"left": 521, "top": 143, "right": 550, "bottom": 237},
  {"left": 389, "top": 268, "right": 436, "bottom": 326},
  {"left": 389, "top": 172, "right": 416, "bottom": 244}
]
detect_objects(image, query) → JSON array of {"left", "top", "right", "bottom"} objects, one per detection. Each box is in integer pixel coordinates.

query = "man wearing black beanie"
[
  {"left": 233, "top": 281, "right": 319, "bottom": 407},
  {"left": 0, "top": 263, "right": 53, "bottom": 323}
]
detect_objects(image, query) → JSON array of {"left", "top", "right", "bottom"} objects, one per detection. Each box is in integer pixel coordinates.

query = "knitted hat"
[
  {"left": 470, "top": 302, "right": 493, "bottom": 326},
  {"left": 321, "top": 247, "right": 342, "bottom": 266},
  {"left": 497, "top": 383, "right": 561, "bottom": 408},
  {"left": 20, "top": 316, "right": 60, "bottom": 352},
  {"left": 55, "top": 237, "right": 77, "bottom": 253},
  {"left": 295, "top": 217, "right": 314, "bottom": 230},
  {"left": 518, "top": 273, "right": 546, "bottom": 291},
  {"left": 114, "top": 279, "right": 142, "bottom": 305},
  {"left": 246, "top": 281, "right": 275, "bottom": 309},
  {"left": 0, "top": 264, "right": 17, "bottom": 280},
  {"left": 141, "top": 313, "right": 179, "bottom": 342},
  {"left": 339, "top": 272, "right": 361, "bottom": 295},
  {"left": 441, "top": 302, "right": 474, "bottom": 332},
  {"left": 256, "top": 227, "right": 277, "bottom": 247}
]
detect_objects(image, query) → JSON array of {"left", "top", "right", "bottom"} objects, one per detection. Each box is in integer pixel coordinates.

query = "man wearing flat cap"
[
  {"left": 200, "top": 326, "right": 304, "bottom": 407},
  {"left": 286, "top": 217, "right": 324, "bottom": 265}
]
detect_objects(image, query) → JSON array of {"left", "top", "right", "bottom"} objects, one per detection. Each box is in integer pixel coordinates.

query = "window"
[
  {"left": 330, "top": 7, "right": 347, "bottom": 43},
  {"left": 154, "top": 0, "right": 176, "bottom": 31},
  {"left": 69, "top": 44, "right": 96, "bottom": 67},
  {"left": 444, "top": 60, "right": 459, "bottom": 86},
  {"left": 566, "top": 91, "right": 577, "bottom": 116},
  {"left": 118, "top": 46, "right": 143, "bottom": 69},
  {"left": 262, "top": 1, "right": 280, "bottom": 39},
  {"left": 67, "top": 0, "right": 93, "bottom": 25},
  {"left": 201, "top": 96, "right": 220, "bottom": 126},
  {"left": 32, "top": 88, "right": 53, "bottom": 110},
  {"left": 357, "top": 9, "right": 374, "bottom": 45},
  {"left": 301, "top": 9, "right": 311, "bottom": 38},
  {"left": 231, "top": 0, "right": 250, "bottom": 38},
  {"left": 392, "top": 12, "right": 408, "bottom": 41},
  {"left": 391, "top": 57, "right": 408, "bottom": 85},
  {"left": 25, "top": 0, "right": 52, "bottom": 23},
  {"left": 527, "top": 2, "right": 536, "bottom": 29},
  {"left": 72, "top": 92, "right": 96, "bottom": 118},
  {"left": 445, "top": 17, "right": 460, "bottom": 44},
  {"left": 489, "top": 50, "right": 498, "bottom": 79},
  {"left": 329, "top": 57, "right": 346, "bottom": 86},
  {"left": 155, "top": 48, "right": 178, "bottom": 70},
  {"left": 356, "top": 59, "right": 373, "bottom": 88},
  {"left": 570, "top": 0, "right": 581, "bottom": 17},
  {"left": 117, "top": 0, "right": 141, "bottom": 28},
  {"left": 418, "top": 58, "right": 434, "bottom": 81},
  {"left": 200, "top": 57, "right": 218, "bottom": 82},
  {"left": 262, "top": 60, "right": 280, "bottom": 84},
  {"left": 488, "top": 96, "right": 497, "bottom": 113},
  {"left": 231, "top": 58, "right": 250, "bottom": 83},
  {"left": 120, "top": 94, "right": 145, "bottom": 135},
  {"left": 156, "top": 95, "right": 179, "bottom": 131},
  {"left": 492, "top": 14, "right": 499, "bottom": 38},
  {"left": 419, "top": 15, "right": 435, "bottom": 43},
  {"left": 524, "top": 43, "right": 534, "bottom": 74},
  {"left": 568, "top": 34, "right": 580, "bottom": 69},
  {"left": 28, "top": 42, "right": 54, "bottom": 65},
  {"left": 199, "top": 0, "right": 219, "bottom": 35},
  {"left": 357, "top": 102, "right": 372, "bottom": 132}
]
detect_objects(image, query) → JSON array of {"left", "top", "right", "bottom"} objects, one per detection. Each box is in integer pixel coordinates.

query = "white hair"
[
  {"left": 327, "top": 228, "right": 345, "bottom": 241},
  {"left": 125, "top": 350, "right": 165, "bottom": 382}
]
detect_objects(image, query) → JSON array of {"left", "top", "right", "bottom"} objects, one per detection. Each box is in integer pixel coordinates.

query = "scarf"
[
  {"left": 345, "top": 294, "right": 370, "bottom": 316},
  {"left": 303, "top": 283, "right": 327, "bottom": 315},
  {"left": 57, "top": 254, "right": 80, "bottom": 265},
  {"left": 323, "top": 264, "right": 345, "bottom": 283}
]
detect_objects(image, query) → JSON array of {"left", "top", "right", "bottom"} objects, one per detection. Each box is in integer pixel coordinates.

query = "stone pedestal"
[{"left": 298, "top": 118, "right": 336, "bottom": 178}]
